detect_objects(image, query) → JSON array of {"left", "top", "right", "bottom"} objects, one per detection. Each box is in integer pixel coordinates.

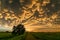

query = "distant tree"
[
  {"left": 12, "top": 26, "right": 17, "bottom": 35},
  {"left": 6, "top": 31, "right": 9, "bottom": 33},
  {"left": 17, "top": 24, "right": 25, "bottom": 35},
  {"left": 12, "top": 24, "right": 25, "bottom": 35}
]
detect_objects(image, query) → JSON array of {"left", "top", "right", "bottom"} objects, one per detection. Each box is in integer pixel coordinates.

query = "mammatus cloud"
[{"left": 0, "top": 0, "right": 60, "bottom": 32}]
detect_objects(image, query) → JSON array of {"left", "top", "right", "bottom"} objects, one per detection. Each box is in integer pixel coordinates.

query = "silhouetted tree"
[{"left": 12, "top": 24, "right": 25, "bottom": 35}]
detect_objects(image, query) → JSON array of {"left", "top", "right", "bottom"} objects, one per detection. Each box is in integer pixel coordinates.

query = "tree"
[{"left": 12, "top": 24, "right": 25, "bottom": 35}]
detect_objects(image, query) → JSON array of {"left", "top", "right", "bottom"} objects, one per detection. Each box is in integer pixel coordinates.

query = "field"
[{"left": 0, "top": 32, "right": 60, "bottom": 40}]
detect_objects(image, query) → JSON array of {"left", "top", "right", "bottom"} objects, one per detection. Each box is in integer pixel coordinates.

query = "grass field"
[{"left": 0, "top": 32, "right": 60, "bottom": 40}]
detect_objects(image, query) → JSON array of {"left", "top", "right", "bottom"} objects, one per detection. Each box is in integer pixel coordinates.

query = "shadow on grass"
[
  {"left": 0, "top": 32, "right": 25, "bottom": 40},
  {"left": 0, "top": 35, "right": 17, "bottom": 40},
  {"left": 0, "top": 32, "right": 27, "bottom": 40}
]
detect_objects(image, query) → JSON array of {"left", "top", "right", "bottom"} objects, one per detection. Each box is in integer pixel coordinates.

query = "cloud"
[{"left": 0, "top": 0, "right": 60, "bottom": 32}]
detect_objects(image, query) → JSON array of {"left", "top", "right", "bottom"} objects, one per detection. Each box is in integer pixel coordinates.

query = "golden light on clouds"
[
  {"left": 0, "top": 0, "right": 60, "bottom": 32},
  {"left": 51, "top": 13, "right": 58, "bottom": 19},
  {"left": 9, "top": 0, "right": 13, "bottom": 4},
  {"left": 42, "top": 0, "right": 50, "bottom": 6}
]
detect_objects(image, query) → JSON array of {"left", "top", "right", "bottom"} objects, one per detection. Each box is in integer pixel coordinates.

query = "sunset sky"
[{"left": 0, "top": 0, "right": 60, "bottom": 32}]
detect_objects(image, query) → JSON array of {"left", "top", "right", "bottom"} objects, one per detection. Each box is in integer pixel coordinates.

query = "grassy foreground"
[{"left": 0, "top": 32, "right": 60, "bottom": 40}]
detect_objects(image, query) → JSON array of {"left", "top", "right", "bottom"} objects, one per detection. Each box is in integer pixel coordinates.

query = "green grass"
[
  {"left": 0, "top": 32, "right": 60, "bottom": 40},
  {"left": 0, "top": 32, "right": 26, "bottom": 40},
  {"left": 31, "top": 32, "right": 60, "bottom": 40}
]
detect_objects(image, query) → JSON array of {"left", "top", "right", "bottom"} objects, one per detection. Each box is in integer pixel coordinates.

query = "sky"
[{"left": 0, "top": 0, "right": 60, "bottom": 32}]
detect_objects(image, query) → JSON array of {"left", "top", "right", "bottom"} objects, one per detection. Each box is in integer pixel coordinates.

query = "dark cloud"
[{"left": 0, "top": 0, "right": 60, "bottom": 26}]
